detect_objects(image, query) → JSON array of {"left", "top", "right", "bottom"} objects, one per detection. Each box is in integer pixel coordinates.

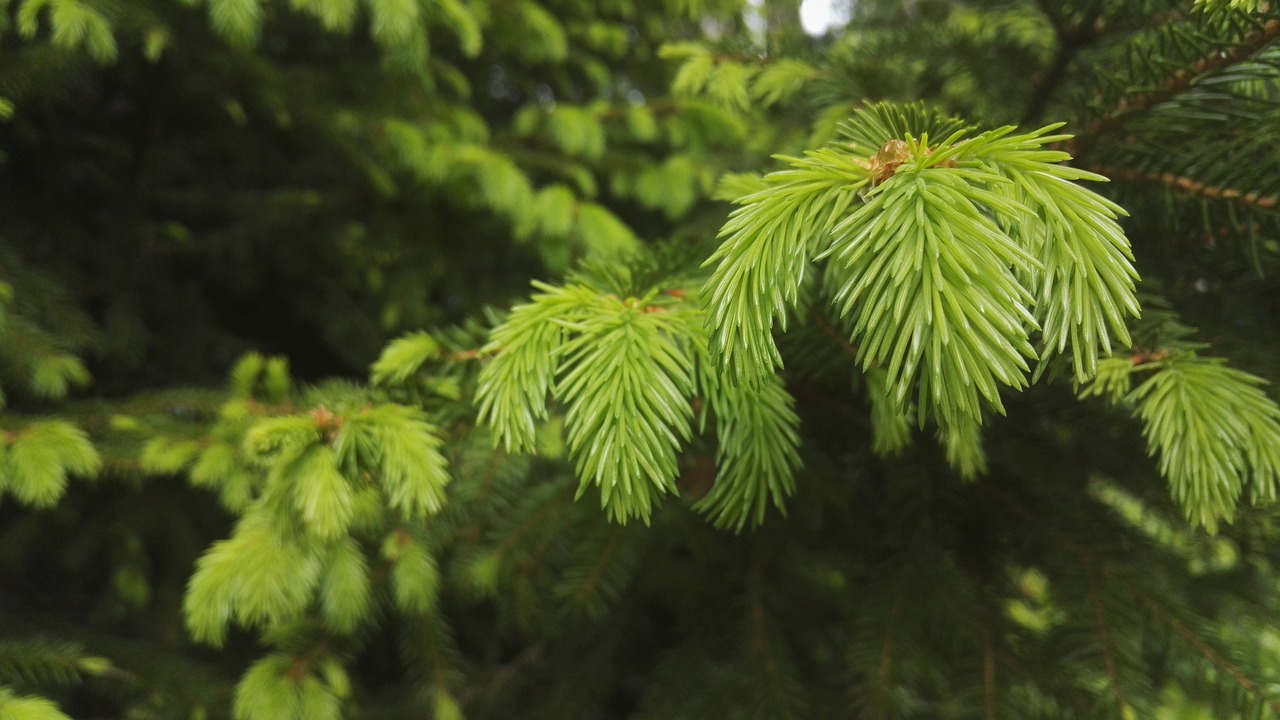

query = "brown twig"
[
  {"left": 1088, "top": 165, "right": 1279, "bottom": 211},
  {"left": 1082, "top": 556, "right": 1131, "bottom": 714}
]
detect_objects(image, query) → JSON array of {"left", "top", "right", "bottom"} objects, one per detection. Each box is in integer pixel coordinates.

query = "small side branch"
[
  {"left": 809, "top": 306, "right": 859, "bottom": 361},
  {"left": 564, "top": 526, "right": 624, "bottom": 611},
  {"left": 1082, "top": 556, "right": 1131, "bottom": 714},
  {"left": 1111, "top": 571, "right": 1280, "bottom": 716},
  {"left": 983, "top": 623, "right": 997, "bottom": 720},
  {"left": 877, "top": 565, "right": 911, "bottom": 690}
]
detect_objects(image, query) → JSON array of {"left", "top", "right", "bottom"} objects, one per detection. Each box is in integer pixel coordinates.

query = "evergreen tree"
[{"left": 4, "top": 0, "right": 1280, "bottom": 718}]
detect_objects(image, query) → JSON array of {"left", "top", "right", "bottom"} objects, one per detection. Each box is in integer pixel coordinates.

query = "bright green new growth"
[
  {"left": 476, "top": 272, "right": 801, "bottom": 529},
  {"left": 696, "top": 368, "right": 801, "bottom": 530},
  {"left": 1132, "top": 359, "right": 1280, "bottom": 531},
  {"left": 147, "top": 353, "right": 457, "bottom": 709},
  {"left": 0, "top": 421, "right": 100, "bottom": 508},
  {"left": 0, "top": 686, "right": 73, "bottom": 720},
  {"left": 1079, "top": 351, "right": 1280, "bottom": 530},
  {"left": 232, "top": 653, "right": 346, "bottom": 720},
  {"left": 703, "top": 103, "right": 1141, "bottom": 430}
]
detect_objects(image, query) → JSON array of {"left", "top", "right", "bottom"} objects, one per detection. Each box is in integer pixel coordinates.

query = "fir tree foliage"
[
  {"left": 180, "top": 356, "right": 451, "bottom": 646},
  {"left": 127, "top": 354, "right": 450, "bottom": 718},
  {"left": 476, "top": 260, "right": 801, "bottom": 528},
  {"left": 0, "top": 255, "right": 96, "bottom": 407},
  {"left": 10, "top": 0, "right": 1280, "bottom": 718},
  {"left": 0, "top": 421, "right": 99, "bottom": 508},
  {"left": 1083, "top": 351, "right": 1280, "bottom": 530},
  {"left": 704, "top": 101, "right": 1140, "bottom": 427},
  {"left": 0, "top": 639, "right": 114, "bottom": 720},
  {"left": 0, "top": 688, "right": 71, "bottom": 720}
]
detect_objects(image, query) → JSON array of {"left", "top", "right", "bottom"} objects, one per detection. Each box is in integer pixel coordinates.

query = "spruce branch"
[
  {"left": 695, "top": 367, "right": 802, "bottom": 531},
  {"left": 705, "top": 102, "right": 1138, "bottom": 433},
  {"left": 983, "top": 482, "right": 1269, "bottom": 715},
  {"left": 384, "top": 526, "right": 440, "bottom": 615},
  {"left": 466, "top": 483, "right": 574, "bottom": 602},
  {"left": 0, "top": 420, "right": 100, "bottom": 508},
  {"left": 701, "top": 149, "right": 871, "bottom": 384},
  {"left": 555, "top": 523, "right": 644, "bottom": 619},
  {"left": 319, "top": 539, "right": 372, "bottom": 634},
  {"left": 181, "top": 373, "right": 451, "bottom": 645},
  {"left": 396, "top": 614, "right": 465, "bottom": 717},
  {"left": 476, "top": 283, "right": 587, "bottom": 454},
  {"left": 744, "top": 569, "right": 806, "bottom": 719},
  {"left": 866, "top": 367, "right": 913, "bottom": 457},
  {"left": 336, "top": 404, "right": 450, "bottom": 521},
  {"left": 184, "top": 513, "right": 325, "bottom": 646},
  {"left": 231, "top": 651, "right": 344, "bottom": 720},
  {"left": 1070, "top": 16, "right": 1280, "bottom": 157},
  {"left": 1125, "top": 356, "right": 1280, "bottom": 530},
  {"left": 937, "top": 414, "right": 988, "bottom": 480},
  {"left": 1110, "top": 570, "right": 1280, "bottom": 716},
  {"left": 0, "top": 639, "right": 112, "bottom": 691},
  {"left": 822, "top": 158, "right": 1042, "bottom": 424},
  {"left": 478, "top": 275, "right": 801, "bottom": 526},
  {"left": 847, "top": 567, "right": 910, "bottom": 718},
  {"left": 556, "top": 298, "right": 697, "bottom": 523}
]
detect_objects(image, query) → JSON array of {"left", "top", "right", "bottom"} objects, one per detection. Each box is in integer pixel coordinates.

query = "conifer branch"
[
  {"left": 480, "top": 274, "right": 802, "bottom": 526},
  {"left": 0, "top": 639, "right": 112, "bottom": 690},
  {"left": 745, "top": 568, "right": 804, "bottom": 718},
  {"left": 1070, "top": 17, "right": 1280, "bottom": 156},
  {"left": 703, "top": 149, "right": 871, "bottom": 384},
  {"left": 12, "top": 3, "right": 1280, "bottom": 716},
  {"left": 989, "top": 481, "right": 1278, "bottom": 712},
  {"left": 0, "top": 686, "right": 72, "bottom": 720},
  {"left": 462, "top": 642, "right": 545, "bottom": 707},
  {"left": 707, "top": 102, "right": 1140, "bottom": 437},
  {"left": 1110, "top": 571, "right": 1280, "bottom": 715},
  {"left": 808, "top": 306, "right": 859, "bottom": 362},
  {"left": 1125, "top": 356, "right": 1280, "bottom": 530},
  {"left": 490, "top": 486, "right": 574, "bottom": 569},
  {"left": 558, "top": 523, "right": 640, "bottom": 618}
]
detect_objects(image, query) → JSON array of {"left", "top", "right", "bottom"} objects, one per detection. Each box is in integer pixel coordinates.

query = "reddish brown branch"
[
  {"left": 1090, "top": 165, "right": 1279, "bottom": 210},
  {"left": 1071, "top": 19, "right": 1280, "bottom": 156},
  {"left": 1107, "top": 568, "right": 1280, "bottom": 716}
]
